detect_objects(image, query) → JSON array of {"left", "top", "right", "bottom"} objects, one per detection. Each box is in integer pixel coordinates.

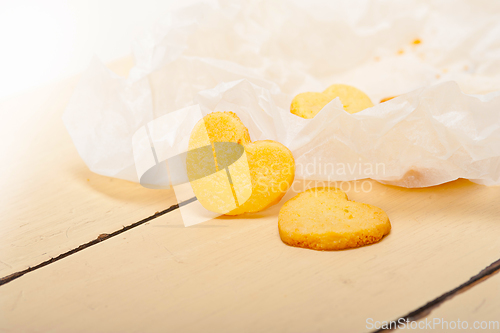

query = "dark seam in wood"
[
  {"left": 372, "top": 258, "right": 500, "bottom": 332},
  {"left": 0, "top": 197, "right": 197, "bottom": 286},
  {"left": 2, "top": 195, "right": 497, "bottom": 327}
]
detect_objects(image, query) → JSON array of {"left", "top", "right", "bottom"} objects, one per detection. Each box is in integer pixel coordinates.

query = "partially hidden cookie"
[
  {"left": 291, "top": 84, "right": 374, "bottom": 119},
  {"left": 380, "top": 96, "right": 397, "bottom": 103},
  {"left": 278, "top": 187, "right": 390, "bottom": 250},
  {"left": 188, "top": 112, "right": 295, "bottom": 215}
]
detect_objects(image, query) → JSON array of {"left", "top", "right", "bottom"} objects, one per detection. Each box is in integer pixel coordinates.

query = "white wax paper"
[{"left": 63, "top": 0, "right": 500, "bottom": 188}]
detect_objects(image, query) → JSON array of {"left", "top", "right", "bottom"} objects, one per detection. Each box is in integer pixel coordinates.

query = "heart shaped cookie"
[
  {"left": 278, "top": 187, "right": 390, "bottom": 250},
  {"left": 291, "top": 84, "right": 374, "bottom": 119},
  {"left": 188, "top": 112, "right": 295, "bottom": 215}
]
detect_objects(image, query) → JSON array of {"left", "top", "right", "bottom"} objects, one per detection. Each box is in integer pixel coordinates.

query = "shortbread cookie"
[
  {"left": 227, "top": 140, "right": 295, "bottom": 215},
  {"left": 188, "top": 112, "right": 295, "bottom": 215},
  {"left": 291, "top": 84, "right": 374, "bottom": 119},
  {"left": 278, "top": 187, "right": 390, "bottom": 250},
  {"left": 188, "top": 111, "right": 250, "bottom": 150}
]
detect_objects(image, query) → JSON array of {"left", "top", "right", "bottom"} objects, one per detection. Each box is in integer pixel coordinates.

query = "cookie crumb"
[
  {"left": 380, "top": 96, "right": 396, "bottom": 103},
  {"left": 97, "top": 234, "right": 109, "bottom": 241}
]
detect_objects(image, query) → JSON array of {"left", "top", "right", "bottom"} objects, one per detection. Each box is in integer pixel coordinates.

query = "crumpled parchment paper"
[{"left": 63, "top": 0, "right": 500, "bottom": 188}]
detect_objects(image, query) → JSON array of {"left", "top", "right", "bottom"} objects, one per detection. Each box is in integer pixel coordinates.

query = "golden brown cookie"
[
  {"left": 278, "top": 187, "right": 390, "bottom": 250},
  {"left": 227, "top": 140, "right": 295, "bottom": 215},
  {"left": 188, "top": 112, "right": 295, "bottom": 215},
  {"left": 291, "top": 84, "right": 374, "bottom": 119}
]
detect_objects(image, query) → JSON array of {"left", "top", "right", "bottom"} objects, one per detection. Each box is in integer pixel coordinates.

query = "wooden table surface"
[{"left": 1, "top": 57, "right": 499, "bottom": 333}]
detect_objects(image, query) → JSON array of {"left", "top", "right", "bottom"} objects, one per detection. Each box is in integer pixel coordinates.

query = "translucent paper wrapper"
[{"left": 63, "top": 0, "right": 500, "bottom": 189}]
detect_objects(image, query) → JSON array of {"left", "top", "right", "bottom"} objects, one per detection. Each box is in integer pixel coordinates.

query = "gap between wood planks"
[
  {"left": 373, "top": 258, "right": 500, "bottom": 332},
  {"left": 0, "top": 197, "right": 196, "bottom": 286},
  {"left": 1, "top": 197, "right": 499, "bottom": 331}
]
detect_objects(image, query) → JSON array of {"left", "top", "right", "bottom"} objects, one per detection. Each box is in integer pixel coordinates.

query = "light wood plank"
[
  {"left": 414, "top": 271, "right": 500, "bottom": 332},
  {"left": 0, "top": 57, "right": 177, "bottom": 277},
  {"left": 1, "top": 178, "right": 499, "bottom": 332}
]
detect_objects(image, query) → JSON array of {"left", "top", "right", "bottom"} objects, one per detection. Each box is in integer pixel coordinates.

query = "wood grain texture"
[
  {"left": 1, "top": 177, "right": 500, "bottom": 332},
  {"left": 1, "top": 57, "right": 499, "bottom": 332},
  {"left": 414, "top": 271, "right": 500, "bottom": 332},
  {"left": 0, "top": 56, "right": 177, "bottom": 277}
]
